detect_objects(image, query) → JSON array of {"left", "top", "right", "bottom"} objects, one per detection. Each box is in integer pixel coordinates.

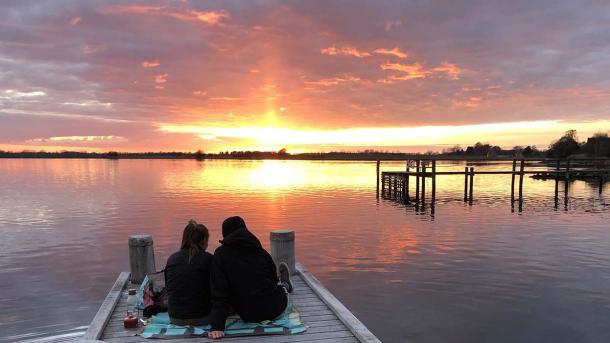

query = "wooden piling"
[
  {"left": 464, "top": 166, "right": 469, "bottom": 202},
  {"left": 518, "top": 160, "right": 525, "bottom": 211},
  {"left": 510, "top": 160, "right": 516, "bottom": 203},
  {"left": 564, "top": 160, "right": 570, "bottom": 207},
  {"left": 554, "top": 160, "right": 560, "bottom": 207},
  {"left": 468, "top": 167, "right": 474, "bottom": 204},
  {"left": 431, "top": 160, "right": 436, "bottom": 206},
  {"left": 128, "top": 235, "right": 155, "bottom": 284},
  {"left": 415, "top": 160, "right": 420, "bottom": 204},
  {"left": 376, "top": 160, "right": 380, "bottom": 198},
  {"left": 421, "top": 163, "right": 426, "bottom": 205},
  {"left": 270, "top": 230, "right": 296, "bottom": 276},
  {"left": 405, "top": 166, "right": 410, "bottom": 203}
]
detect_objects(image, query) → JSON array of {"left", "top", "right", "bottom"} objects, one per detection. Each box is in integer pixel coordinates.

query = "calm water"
[{"left": 1, "top": 159, "right": 609, "bottom": 343}]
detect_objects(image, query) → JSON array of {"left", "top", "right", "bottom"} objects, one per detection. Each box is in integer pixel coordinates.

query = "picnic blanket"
[{"left": 140, "top": 310, "right": 307, "bottom": 339}]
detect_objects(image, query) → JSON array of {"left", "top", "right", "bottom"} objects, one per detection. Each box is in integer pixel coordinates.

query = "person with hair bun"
[{"left": 164, "top": 219, "right": 214, "bottom": 326}]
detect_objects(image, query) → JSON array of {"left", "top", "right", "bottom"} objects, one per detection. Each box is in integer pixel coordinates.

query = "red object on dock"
[{"left": 123, "top": 313, "right": 138, "bottom": 328}]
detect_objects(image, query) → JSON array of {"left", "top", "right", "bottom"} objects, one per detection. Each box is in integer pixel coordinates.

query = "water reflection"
[{"left": 0, "top": 159, "right": 608, "bottom": 343}]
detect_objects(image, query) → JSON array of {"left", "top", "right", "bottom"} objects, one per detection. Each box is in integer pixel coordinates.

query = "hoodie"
[{"left": 209, "top": 227, "right": 287, "bottom": 331}]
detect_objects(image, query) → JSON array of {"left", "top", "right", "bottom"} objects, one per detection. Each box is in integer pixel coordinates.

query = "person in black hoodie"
[
  {"left": 164, "top": 220, "right": 214, "bottom": 326},
  {"left": 208, "top": 216, "right": 292, "bottom": 339}
]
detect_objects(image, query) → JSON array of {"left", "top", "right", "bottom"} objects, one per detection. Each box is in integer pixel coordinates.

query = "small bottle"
[{"left": 126, "top": 288, "right": 137, "bottom": 314}]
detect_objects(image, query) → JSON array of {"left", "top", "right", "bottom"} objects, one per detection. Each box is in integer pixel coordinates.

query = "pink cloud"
[
  {"left": 69, "top": 17, "right": 82, "bottom": 26},
  {"left": 154, "top": 74, "right": 168, "bottom": 89}
]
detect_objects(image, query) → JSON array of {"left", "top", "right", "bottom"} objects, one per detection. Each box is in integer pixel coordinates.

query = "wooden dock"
[
  {"left": 83, "top": 233, "right": 381, "bottom": 343},
  {"left": 376, "top": 158, "right": 609, "bottom": 212}
]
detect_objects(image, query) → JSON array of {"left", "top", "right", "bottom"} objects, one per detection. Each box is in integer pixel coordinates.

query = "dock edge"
[
  {"left": 83, "top": 271, "right": 130, "bottom": 340},
  {"left": 296, "top": 263, "right": 382, "bottom": 343}
]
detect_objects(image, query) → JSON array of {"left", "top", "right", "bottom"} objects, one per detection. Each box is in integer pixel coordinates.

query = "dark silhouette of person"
[
  {"left": 208, "top": 216, "right": 292, "bottom": 339},
  {"left": 164, "top": 220, "right": 214, "bottom": 325}
]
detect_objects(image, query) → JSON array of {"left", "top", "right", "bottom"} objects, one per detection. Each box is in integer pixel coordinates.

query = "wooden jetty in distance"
[
  {"left": 83, "top": 233, "right": 381, "bottom": 343},
  {"left": 376, "top": 158, "right": 609, "bottom": 212}
]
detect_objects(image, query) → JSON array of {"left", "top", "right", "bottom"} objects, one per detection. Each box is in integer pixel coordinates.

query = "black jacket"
[
  {"left": 210, "top": 228, "right": 287, "bottom": 330},
  {"left": 164, "top": 249, "right": 213, "bottom": 319}
]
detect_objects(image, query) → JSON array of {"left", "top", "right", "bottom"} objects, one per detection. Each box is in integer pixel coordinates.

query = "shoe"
[{"left": 278, "top": 262, "right": 293, "bottom": 293}]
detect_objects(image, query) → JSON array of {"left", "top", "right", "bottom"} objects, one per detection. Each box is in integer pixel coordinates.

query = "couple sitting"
[{"left": 164, "top": 216, "right": 293, "bottom": 340}]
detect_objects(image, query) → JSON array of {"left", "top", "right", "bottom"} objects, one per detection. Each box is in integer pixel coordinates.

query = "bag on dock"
[{"left": 136, "top": 271, "right": 167, "bottom": 311}]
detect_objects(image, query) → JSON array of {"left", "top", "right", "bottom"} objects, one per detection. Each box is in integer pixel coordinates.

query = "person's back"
[
  {"left": 164, "top": 220, "right": 213, "bottom": 325},
  {"left": 165, "top": 248, "right": 213, "bottom": 321},
  {"left": 209, "top": 217, "right": 287, "bottom": 334}
]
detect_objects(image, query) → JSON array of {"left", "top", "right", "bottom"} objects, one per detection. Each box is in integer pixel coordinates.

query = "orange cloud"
[
  {"left": 321, "top": 46, "right": 371, "bottom": 58},
  {"left": 141, "top": 60, "right": 160, "bottom": 68},
  {"left": 374, "top": 47, "right": 408, "bottom": 58},
  {"left": 379, "top": 62, "right": 427, "bottom": 80},
  {"left": 100, "top": 5, "right": 228, "bottom": 25},
  {"left": 433, "top": 62, "right": 461, "bottom": 80},
  {"left": 305, "top": 75, "right": 361, "bottom": 86},
  {"left": 379, "top": 61, "right": 462, "bottom": 82}
]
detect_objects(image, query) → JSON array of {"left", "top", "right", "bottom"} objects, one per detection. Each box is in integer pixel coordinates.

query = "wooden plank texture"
[
  {"left": 84, "top": 272, "right": 130, "bottom": 340},
  {"left": 296, "top": 263, "right": 381, "bottom": 343},
  {"left": 93, "top": 265, "right": 378, "bottom": 342}
]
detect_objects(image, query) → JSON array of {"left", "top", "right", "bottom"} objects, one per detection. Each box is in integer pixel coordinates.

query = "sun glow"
[{"left": 158, "top": 120, "right": 609, "bottom": 152}]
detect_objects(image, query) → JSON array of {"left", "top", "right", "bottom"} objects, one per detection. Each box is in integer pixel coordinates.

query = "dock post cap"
[
  {"left": 270, "top": 230, "right": 296, "bottom": 276},
  {"left": 270, "top": 230, "right": 295, "bottom": 240},
  {"left": 128, "top": 234, "right": 153, "bottom": 246}
]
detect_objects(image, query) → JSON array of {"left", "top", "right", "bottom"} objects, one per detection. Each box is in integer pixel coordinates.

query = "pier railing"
[{"left": 376, "top": 158, "right": 609, "bottom": 212}]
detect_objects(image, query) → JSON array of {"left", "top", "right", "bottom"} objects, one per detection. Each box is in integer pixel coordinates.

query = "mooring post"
[
  {"left": 421, "top": 163, "right": 427, "bottom": 205},
  {"left": 510, "top": 159, "right": 516, "bottom": 203},
  {"left": 393, "top": 174, "right": 398, "bottom": 199},
  {"left": 599, "top": 176, "right": 603, "bottom": 195},
  {"left": 415, "top": 160, "right": 420, "bottom": 204},
  {"left": 468, "top": 167, "right": 474, "bottom": 205},
  {"left": 464, "top": 166, "right": 469, "bottom": 202},
  {"left": 554, "top": 159, "right": 560, "bottom": 207},
  {"left": 376, "top": 160, "right": 380, "bottom": 199},
  {"left": 564, "top": 160, "right": 570, "bottom": 207},
  {"left": 405, "top": 165, "right": 410, "bottom": 203},
  {"left": 128, "top": 234, "right": 156, "bottom": 284},
  {"left": 270, "top": 230, "right": 296, "bottom": 276},
  {"left": 518, "top": 160, "right": 525, "bottom": 211},
  {"left": 431, "top": 160, "right": 436, "bottom": 207}
]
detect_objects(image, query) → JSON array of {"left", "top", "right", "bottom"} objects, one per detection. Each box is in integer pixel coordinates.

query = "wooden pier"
[
  {"left": 376, "top": 158, "right": 609, "bottom": 212},
  {"left": 83, "top": 233, "right": 381, "bottom": 343}
]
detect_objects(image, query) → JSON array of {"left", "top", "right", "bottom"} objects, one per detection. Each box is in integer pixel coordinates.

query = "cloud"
[
  {"left": 69, "top": 17, "right": 82, "bottom": 26},
  {"left": 100, "top": 5, "right": 228, "bottom": 25},
  {"left": 28, "top": 135, "right": 127, "bottom": 144},
  {"left": 154, "top": 74, "right": 168, "bottom": 89},
  {"left": 321, "top": 46, "right": 371, "bottom": 58},
  {"left": 1, "top": 90, "right": 46, "bottom": 99},
  {"left": 1, "top": 1, "right": 610, "bottom": 152},
  {"left": 141, "top": 60, "right": 160, "bottom": 68},
  {"left": 373, "top": 47, "right": 408, "bottom": 59},
  {"left": 379, "top": 61, "right": 462, "bottom": 82},
  {"left": 305, "top": 75, "right": 361, "bottom": 86}
]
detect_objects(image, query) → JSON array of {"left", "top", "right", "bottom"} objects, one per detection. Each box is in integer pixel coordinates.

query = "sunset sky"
[{"left": 1, "top": 0, "right": 609, "bottom": 153}]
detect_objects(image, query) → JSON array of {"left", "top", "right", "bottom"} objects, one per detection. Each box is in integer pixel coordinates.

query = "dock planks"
[{"left": 85, "top": 264, "right": 380, "bottom": 343}]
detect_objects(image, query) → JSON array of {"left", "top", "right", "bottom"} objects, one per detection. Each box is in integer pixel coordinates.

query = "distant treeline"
[{"left": 1, "top": 130, "right": 608, "bottom": 160}]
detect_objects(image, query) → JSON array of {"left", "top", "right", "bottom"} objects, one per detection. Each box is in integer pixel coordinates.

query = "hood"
[{"left": 220, "top": 227, "right": 263, "bottom": 251}]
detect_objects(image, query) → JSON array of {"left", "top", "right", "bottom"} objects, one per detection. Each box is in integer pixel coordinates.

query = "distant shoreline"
[{"left": 0, "top": 151, "right": 607, "bottom": 162}]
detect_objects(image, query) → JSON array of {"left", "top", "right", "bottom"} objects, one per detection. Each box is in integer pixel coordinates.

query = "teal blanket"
[{"left": 140, "top": 310, "right": 306, "bottom": 339}]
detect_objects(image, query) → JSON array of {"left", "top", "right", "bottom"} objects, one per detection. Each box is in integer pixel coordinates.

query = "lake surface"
[{"left": 0, "top": 159, "right": 609, "bottom": 343}]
